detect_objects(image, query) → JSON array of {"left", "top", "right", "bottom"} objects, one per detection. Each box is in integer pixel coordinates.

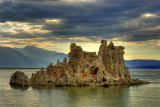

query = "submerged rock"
[{"left": 10, "top": 40, "right": 149, "bottom": 87}]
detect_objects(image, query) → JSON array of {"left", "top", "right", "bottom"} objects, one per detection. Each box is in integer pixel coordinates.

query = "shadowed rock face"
[
  {"left": 10, "top": 71, "right": 31, "bottom": 86},
  {"left": 10, "top": 40, "right": 149, "bottom": 87}
]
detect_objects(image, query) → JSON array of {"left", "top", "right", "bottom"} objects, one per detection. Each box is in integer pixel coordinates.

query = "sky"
[{"left": 0, "top": 0, "right": 160, "bottom": 60}]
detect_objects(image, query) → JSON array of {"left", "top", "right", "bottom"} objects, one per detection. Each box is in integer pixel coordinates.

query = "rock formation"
[
  {"left": 10, "top": 40, "right": 149, "bottom": 87},
  {"left": 10, "top": 71, "right": 31, "bottom": 86}
]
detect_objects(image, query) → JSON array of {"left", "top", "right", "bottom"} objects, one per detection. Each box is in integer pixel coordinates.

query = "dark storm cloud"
[
  {"left": 0, "top": 31, "right": 39, "bottom": 38},
  {"left": 0, "top": 0, "right": 160, "bottom": 42},
  {"left": 120, "top": 29, "right": 160, "bottom": 42}
]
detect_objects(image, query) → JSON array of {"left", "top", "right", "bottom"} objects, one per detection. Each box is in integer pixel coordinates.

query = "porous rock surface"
[
  {"left": 10, "top": 40, "right": 149, "bottom": 87},
  {"left": 10, "top": 71, "right": 31, "bottom": 86}
]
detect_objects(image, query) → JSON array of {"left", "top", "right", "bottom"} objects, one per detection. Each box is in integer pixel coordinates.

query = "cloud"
[
  {"left": 0, "top": 0, "right": 160, "bottom": 50},
  {"left": 141, "top": 13, "right": 157, "bottom": 18}
]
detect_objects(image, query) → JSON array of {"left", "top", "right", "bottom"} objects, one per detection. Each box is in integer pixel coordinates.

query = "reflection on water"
[
  {"left": 0, "top": 69, "right": 160, "bottom": 107},
  {"left": 61, "top": 86, "right": 130, "bottom": 107},
  {"left": 10, "top": 85, "right": 30, "bottom": 90}
]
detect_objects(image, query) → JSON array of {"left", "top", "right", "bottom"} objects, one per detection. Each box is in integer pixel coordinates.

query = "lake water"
[{"left": 0, "top": 69, "right": 160, "bottom": 107}]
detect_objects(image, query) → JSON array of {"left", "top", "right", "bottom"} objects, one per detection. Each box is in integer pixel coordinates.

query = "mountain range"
[
  {"left": 0, "top": 46, "right": 67, "bottom": 68},
  {"left": 125, "top": 60, "right": 160, "bottom": 69},
  {"left": 0, "top": 46, "right": 159, "bottom": 69}
]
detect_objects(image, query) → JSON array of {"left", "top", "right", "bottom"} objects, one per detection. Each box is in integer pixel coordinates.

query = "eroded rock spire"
[{"left": 98, "top": 40, "right": 107, "bottom": 56}]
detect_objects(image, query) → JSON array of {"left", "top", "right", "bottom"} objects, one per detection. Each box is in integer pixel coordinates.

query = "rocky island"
[{"left": 10, "top": 40, "right": 149, "bottom": 87}]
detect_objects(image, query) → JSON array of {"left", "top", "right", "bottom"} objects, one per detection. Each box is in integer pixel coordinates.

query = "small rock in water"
[{"left": 10, "top": 71, "right": 31, "bottom": 86}]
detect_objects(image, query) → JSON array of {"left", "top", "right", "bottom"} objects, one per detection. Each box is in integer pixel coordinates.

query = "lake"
[{"left": 0, "top": 69, "right": 160, "bottom": 107}]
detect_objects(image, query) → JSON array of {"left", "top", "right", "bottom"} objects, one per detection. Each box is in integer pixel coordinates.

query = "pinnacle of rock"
[
  {"left": 108, "top": 41, "right": 114, "bottom": 49},
  {"left": 98, "top": 40, "right": 107, "bottom": 56},
  {"left": 63, "top": 57, "right": 67, "bottom": 64}
]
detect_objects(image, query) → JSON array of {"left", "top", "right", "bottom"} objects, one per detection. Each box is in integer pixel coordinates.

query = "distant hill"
[
  {"left": 0, "top": 47, "right": 37, "bottom": 68},
  {"left": 125, "top": 60, "right": 160, "bottom": 69},
  {"left": 15, "top": 46, "right": 68, "bottom": 67},
  {"left": 0, "top": 46, "right": 68, "bottom": 68}
]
